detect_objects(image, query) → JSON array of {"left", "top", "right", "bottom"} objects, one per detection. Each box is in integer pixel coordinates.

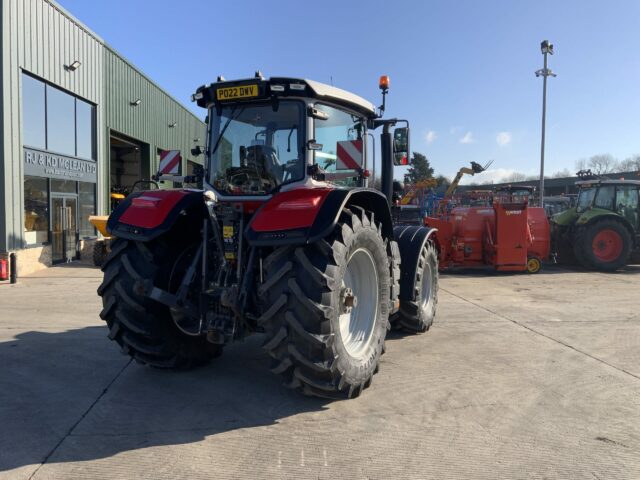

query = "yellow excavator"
[{"left": 445, "top": 160, "right": 493, "bottom": 197}]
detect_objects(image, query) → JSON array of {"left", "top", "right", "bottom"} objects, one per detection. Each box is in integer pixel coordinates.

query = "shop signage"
[{"left": 23, "top": 147, "right": 97, "bottom": 183}]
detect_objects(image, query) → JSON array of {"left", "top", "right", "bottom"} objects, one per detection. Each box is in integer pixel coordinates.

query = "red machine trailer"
[{"left": 424, "top": 192, "right": 550, "bottom": 273}]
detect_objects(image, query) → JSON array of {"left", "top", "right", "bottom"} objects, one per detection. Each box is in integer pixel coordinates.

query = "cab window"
[
  {"left": 576, "top": 187, "right": 596, "bottom": 213},
  {"left": 313, "top": 104, "right": 365, "bottom": 187},
  {"left": 616, "top": 185, "right": 639, "bottom": 228},
  {"left": 594, "top": 185, "right": 615, "bottom": 210}
]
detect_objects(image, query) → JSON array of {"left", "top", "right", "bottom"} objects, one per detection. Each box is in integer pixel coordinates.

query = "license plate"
[{"left": 216, "top": 84, "right": 259, "bottom": 101}]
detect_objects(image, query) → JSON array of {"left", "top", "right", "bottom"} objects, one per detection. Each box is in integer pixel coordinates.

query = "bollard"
[{"left": 9, "top": 253, "right": 17, "bottom": 284}]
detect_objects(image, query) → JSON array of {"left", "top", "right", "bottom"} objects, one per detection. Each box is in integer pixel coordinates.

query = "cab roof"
[
  {"left": 303, "top": 78, "right": 376, "bottom": 116},
  {"left": 576, "top": 179, "right": 640, "bottom": 186},
  {"left": 193, "top": 76, "right": 377, "bottom": 117}
]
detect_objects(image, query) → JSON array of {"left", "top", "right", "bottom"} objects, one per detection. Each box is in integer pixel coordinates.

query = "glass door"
[
  {"left": 51, "top": 195, "right": 78, "bottom": 264},
  {"left": 52, "top": 197, "right": 64, "bottom": 263}
]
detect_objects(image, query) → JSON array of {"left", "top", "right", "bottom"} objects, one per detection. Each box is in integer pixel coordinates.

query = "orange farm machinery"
[{"left": 425, "top": 189, "right": 550, "bottom": 273}]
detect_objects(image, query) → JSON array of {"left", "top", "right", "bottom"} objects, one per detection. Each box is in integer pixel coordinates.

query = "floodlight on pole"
[{"left": 536, "top": 39, "right": 556, "bottom": 208}]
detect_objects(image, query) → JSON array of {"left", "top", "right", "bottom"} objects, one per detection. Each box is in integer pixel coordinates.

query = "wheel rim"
[
  {"left": 592, "top": 229, "right": 623, "bottom": 263},
  {"left": 421, "top": 261, "right": 433, "bottom": 312},
  {"left": 339, "top": 248, "right": 379, "bottom": 360},
  {"left": 527, "top": 257, "right": 541, "bottom": 273}
]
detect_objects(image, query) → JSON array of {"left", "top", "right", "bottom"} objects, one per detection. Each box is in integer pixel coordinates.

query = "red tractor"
[
  {"left": 97, "top": 74, "right": 439, "bottom": 398},
  {"left": 425, "top": 186, "right": 550, "bottom": 273}
]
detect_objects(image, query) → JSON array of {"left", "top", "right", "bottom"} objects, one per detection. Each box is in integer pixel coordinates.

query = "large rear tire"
[
  {"left": 396, "top": 241, "right": 438, "bottom": 332},
  {"left": 259, "top": 208, "right": 391, "bottom": 399},
  {"left": 573, "top": 219, "right": 632, "bottom": 272},
  {"left": 97, "top": 238, "right": 221, "bottom": 368}
]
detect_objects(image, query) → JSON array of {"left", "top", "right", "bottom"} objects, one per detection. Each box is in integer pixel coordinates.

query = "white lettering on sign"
[
  {"left": 505, "top": 210, "right": 523, "bottom": 216},
  {"left": 23, "top": 147, "right": 97, "bottom": 182}
]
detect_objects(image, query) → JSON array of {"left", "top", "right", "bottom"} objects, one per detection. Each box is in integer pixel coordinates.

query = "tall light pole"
[{"left": 535, "top": 40, "right": 556, "bottom": 207}]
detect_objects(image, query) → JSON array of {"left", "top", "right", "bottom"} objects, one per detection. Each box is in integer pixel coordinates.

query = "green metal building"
[{"left": 0, "top": 0, "right": 205, "bottom": 275}]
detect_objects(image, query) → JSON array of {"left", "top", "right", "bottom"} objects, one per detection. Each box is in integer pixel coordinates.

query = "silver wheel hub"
[
  {"left": 339, "top": 248, "right": 378, "bottom": 360},
  {"left": 421, "top": 262, "right": 433, "bottom": 312}
]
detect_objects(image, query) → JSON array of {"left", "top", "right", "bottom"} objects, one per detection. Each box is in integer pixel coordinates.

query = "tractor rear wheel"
[
  {"left": 97, "top": 238, "right": 221, "bottom": 368},
  {"left": 396, "top": 241, "right": 438, "bottom": 332},
  {"left": 259, "top": 207, "right": 390, "bottom": 399},
  {"left": 574, "top": 219, "right": 632, "bottom": 271}
]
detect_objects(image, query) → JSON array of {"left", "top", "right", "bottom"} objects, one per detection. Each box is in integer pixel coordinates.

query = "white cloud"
[
  {"left": 496, "top": 131, "right": 512, "bottom": 147},
  {"left": 459, "top": 132, "right": 475, "bottom": 144},
  {"left": 457, "top": 168, "right": 538, "bottom": 185},
  {"left": 458, "top": 168, "right": 516, "bottom": 185},
  {"left": 425, "top": 130, "right": 437, "bottom": 143}
]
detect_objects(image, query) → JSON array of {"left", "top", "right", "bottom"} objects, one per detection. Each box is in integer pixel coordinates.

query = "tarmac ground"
[{"left": 0, "top": 262, "right": 639, "bottom": 479}]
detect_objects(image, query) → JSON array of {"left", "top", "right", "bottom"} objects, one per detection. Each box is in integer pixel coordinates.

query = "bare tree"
[
  {"left": 587, "top": 154, "right": 619, "bottom": 174},
  {"left": 575, "top": 158, "right": 587, "bottom": 171},
  {"left": 550, "top": 168, "right": 572, "bottom": 178},
  {"left": 618, "top": 154, "right": 640, "bottom": 172},
  {"left": 504, "top": 172, "right": 527, "bottom": 182}
]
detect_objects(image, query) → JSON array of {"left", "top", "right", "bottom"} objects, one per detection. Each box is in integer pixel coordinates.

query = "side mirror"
[{"left": 393, "top": 127, "right": 410, "bottom": 165}]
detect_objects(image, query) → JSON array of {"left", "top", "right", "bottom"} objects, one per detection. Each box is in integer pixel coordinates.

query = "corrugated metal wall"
[
  {"left": 104, "top": 47, "right": 206, "bottom": 204},
  {"left": 0, "top": 0, "right": 206, "bottom": 251}
]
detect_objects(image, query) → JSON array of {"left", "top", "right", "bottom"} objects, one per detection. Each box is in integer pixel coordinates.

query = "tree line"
[{"left": 376, "top": 152, "right": 640, "bottom": 190}]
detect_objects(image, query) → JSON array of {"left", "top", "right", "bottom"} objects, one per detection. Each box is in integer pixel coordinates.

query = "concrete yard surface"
[{"left": 0, "top": 263, "right": 639, "bottom": 479}]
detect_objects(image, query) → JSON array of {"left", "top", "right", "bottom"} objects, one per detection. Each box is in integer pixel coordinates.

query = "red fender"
[{"left": 249, "top": 188, "right": 333, "bottom": 232}]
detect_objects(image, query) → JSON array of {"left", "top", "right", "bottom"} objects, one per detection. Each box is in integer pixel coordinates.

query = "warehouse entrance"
[{"left": 109, "top": 133, "right": 149, "bottom": 211}]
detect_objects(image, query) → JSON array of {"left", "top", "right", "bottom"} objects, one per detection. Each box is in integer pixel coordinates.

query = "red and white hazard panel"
[
  {"left": 158, "top": 150, "right": 181, "bottom": 175},
  {"left": 336, "top": 140, "right": 363, "bottom": 170}
]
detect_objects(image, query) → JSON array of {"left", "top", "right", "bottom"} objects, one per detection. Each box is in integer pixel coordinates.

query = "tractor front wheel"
[
  {"left": 259, "top": 208, "right": 390, "bottom": 399},
  {"left": 574, "top": 219, "right": 632, "bottom": 271},
  {"left": 396, "top": 241, "right": 439, "bottom": 332}
]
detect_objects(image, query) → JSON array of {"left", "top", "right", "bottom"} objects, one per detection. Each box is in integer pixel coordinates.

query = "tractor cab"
[
  {"left": 192, "top": 75, "right": 409, "bottom": 199},
  {"left": 559, "top": 179, "right": 640, "bottom": 231},
  {"left": 493, "top": 185, "right": 535, "bottom": 204}
]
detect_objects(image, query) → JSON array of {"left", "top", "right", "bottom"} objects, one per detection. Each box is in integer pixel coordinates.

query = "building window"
[
  {"left": 22, "top": 74, "right": 46, "bottom": 149},
  {"left": 76, "top": 99, "right": 96, "bottom": 160},
  {"left": 24, "top": 176, "right": 49, "bottom": 245},
  {"left": 22, "top": 72, "right": 96, "bottom": 159},
  {"left": 79, "top": 182, "right": 96, "bottom": 237},
  {"left": 46, "top": 85, "right": 76, "bottom": 156}
]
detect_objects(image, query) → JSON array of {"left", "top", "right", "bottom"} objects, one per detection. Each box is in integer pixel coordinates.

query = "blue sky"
[{"left": 60, "top": 0, "right": 640, "bottom": 182}]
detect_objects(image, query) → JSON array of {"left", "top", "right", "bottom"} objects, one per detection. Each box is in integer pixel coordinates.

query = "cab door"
[{"left": 615, "top": 185, "right": 639, "bottom": 231}]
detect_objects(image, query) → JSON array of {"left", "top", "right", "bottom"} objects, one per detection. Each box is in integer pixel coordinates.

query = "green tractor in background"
[{"left": 551, "top": 170, "right": 640, "bottom": 271}]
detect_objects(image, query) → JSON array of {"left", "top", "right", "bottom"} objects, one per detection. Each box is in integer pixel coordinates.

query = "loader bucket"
[{"left": 89, "top": 215, "right": 110, "bottom": 238}]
